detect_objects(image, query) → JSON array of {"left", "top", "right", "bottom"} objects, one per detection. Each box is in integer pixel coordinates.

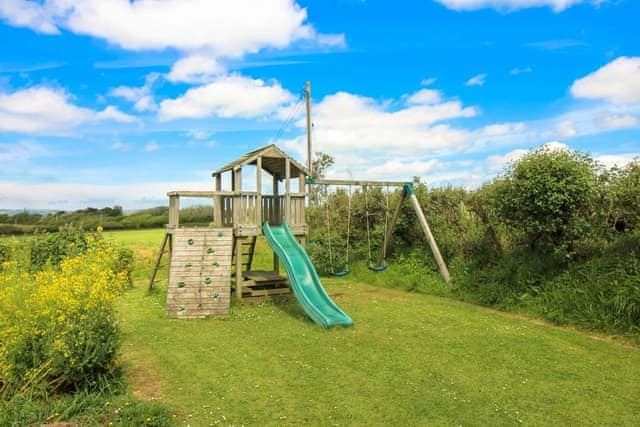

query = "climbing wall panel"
[{"left": 166, "top": 227, "right": 233, "bottom": 318}]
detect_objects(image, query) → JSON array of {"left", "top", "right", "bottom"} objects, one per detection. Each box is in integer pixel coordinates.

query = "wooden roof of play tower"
[{"left": 212, "top": 144, "right": 308, "bottom": 179}]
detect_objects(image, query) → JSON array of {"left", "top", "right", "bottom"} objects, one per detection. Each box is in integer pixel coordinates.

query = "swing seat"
[
  {"left": 368, "top": 263, "right": 387, "bottom": 272},
  {"left": 331, "top": 268, "right": 350, "bottom": 277}
]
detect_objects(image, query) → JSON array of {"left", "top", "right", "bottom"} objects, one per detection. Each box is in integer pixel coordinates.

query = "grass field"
[{"left": 108, "top": 229, "right": 640, "bottom": 425}]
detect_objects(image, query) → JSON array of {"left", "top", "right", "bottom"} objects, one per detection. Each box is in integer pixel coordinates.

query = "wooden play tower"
[
  {"left": 150, "top": 144, "right": 309, "bottom": 318},
  {"left": 150, "top": 82, "right": 451, "bottom": 323}
]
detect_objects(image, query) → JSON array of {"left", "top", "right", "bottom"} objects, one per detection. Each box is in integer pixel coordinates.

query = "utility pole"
[{"left": 305, "top": 81, "right": 312, "bottom": 178}]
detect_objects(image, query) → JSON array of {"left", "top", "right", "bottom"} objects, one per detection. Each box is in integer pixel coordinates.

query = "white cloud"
[
  {"left": 420, "top": 77, "right": 437, "bottom": 86},
  {"left": 0, "top": 141, "right": 47, "bottom": 163},
  {"left": 277, "top": 90, "right": 478, "bottom": 181},
  {"left": 166, "top": 55, "right": 225, "bottom": 84},
  {"left": 144, "top": 142, "right": 159, "bottom": 152},
  {"left": 434, "top": 0, "right": 596, "bottom": 12},
  {"left": 483, "top": 122, "right": 526, "bottom": 136},
  {"left": 0, "top": 0, "right": 341, "bottom": 57},
  {"left": 0, "top": 86, "right": 93, "bottom": 133},
  {"left": 109, "top": 141, "right": 130, "bottom": 152},
  {"left": 596, "top": 154, "right": 638, "bottom": 169},
  {"left": 96, "top": 105, "right": 138, "bottom": 123},
  {"left": 510, "top": 66, "right": 533, "bottom": 75},
  {"left": 540, "top": 141, "right": 570, "bottom": 152},
  {"left": 406, "top": 88, "right": 442, "bottom": 105},
  {"left": 555, "top": 120, "right": 577, "bottom": 138},
  {"left": 0, "top": 179, "right": 213, "bottom": 210},
  {"left": 486, "top": 148, "right": 529, "bottom": 173},
  {"left": 571, "top": 57, "right": 640, "bottom": 104},
  {"left": 317, "top": 33, "right": 346, "bottom": 48},
  {"left": 110, "top": 73, "right": 159, "bottom": 112},
  {"left": 596, "top": 114, "right": 638, "bottom": 129},
  {"left": 159, "top": 74, "right": 294, "bottom": 120},
  {"left": 0, "top": 86, "right": 131, "bottom": 134},
  {"left": 465, "top": 73, "right": 487, "bottom": 87},
  {"left": 367, "top": 159, "right": 444, "bottom": 177},
  {"left": 527, "top": 39, "right": 586, "bottom": 50},
  {"left": 0, "top": 0, "right": 58, "bottom": 34},
  {"left": 187, "top": 129, "right": 214, "bottom": 140}
]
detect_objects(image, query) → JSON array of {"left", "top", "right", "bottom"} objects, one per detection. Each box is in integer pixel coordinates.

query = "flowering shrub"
[{"left": 0, "top": 236, "right": 129, "bottom": 396}]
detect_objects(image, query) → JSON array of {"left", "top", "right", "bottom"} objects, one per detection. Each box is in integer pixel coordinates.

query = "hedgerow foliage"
[
  {"left": 0, "top": 233, "right": 131, "bottom": 397},
  {"left": 307, "top": 149, "right": 640, "bottom": 336},
  {"left": 489, "top": 147, "right": 598, "bottom": 255}
]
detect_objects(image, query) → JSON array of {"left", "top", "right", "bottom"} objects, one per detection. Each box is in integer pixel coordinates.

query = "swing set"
[{"left": 308, "top": 177, "right": 451, "bottom": 284}]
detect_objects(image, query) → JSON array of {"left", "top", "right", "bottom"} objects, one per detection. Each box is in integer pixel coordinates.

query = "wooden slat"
[
  {"left": 166, "top": 227, "right": 234, "bottom": 318},
  {"left": 311, "top": 178, "right": 407, "bottom": 187},
  {"left": 245, "top": 288, "right": 291, "bottom": 297}
]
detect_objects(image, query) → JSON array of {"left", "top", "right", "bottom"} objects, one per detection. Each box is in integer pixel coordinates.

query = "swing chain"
[{"left": 325, "top": 187, "right": 334, "bottom": 273}]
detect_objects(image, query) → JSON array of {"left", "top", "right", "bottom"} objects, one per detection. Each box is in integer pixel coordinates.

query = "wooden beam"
[
  {"left": 408, "top": 193, "right": 451, "bottom": 285},
  {"left": 168, "top": 190, "right": 218, "bottom": 197},
  {"left": 285, "top": 158, "right": 291, "bottom": 223},
  {"left": 168, "top": 195, "right": 180, "bottom": 227},
  {"left": 256, "top": 156, "right": 262, "bottom": 226},
  {"left": 272, "top": 173, "right": 280, "bottom": 274},
  {"left": 305, "top": 81, "right": 312, "bottom": 176},
  {"left": 233, "top": 168, "right": 242, "bottom": 226},
  {"left": 235, "top": 237, "right": 243, "bottom": 302},
  {"left": 214, "top": 174, "right": 222, "bottom": 227},
  {"left": 376, "top": 191, "right": 407, "bottom": 266},
  {"left": 310, "top": 178, "right": 408, "bottom": 187},
  {"left": 273, "top": 173, "right": 280, "bottom": 225}
]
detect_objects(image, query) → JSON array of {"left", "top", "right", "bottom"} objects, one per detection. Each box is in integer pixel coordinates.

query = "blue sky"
[{"left": 0, "top": 0, "right": 639, "bottom": 209}]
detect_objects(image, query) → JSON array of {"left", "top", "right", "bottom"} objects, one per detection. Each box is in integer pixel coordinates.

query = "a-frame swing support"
[{"left": 308, "top": 178, "right": 452, "bottom": 285}]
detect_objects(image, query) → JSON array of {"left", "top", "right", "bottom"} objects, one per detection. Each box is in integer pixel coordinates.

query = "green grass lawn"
[{"left": 111, "top": 228, "right": 639, "bottom": 426}]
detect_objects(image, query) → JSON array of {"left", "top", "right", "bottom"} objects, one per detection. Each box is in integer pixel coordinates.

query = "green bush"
[
  {"left": 604, "top": 160, "right": 640, "bottom": 232},
  {"left": 490, "top": 147, "right": 598, "bottom": 255},
  {"left": 29, "top": 225, "right": 91, "bottom": 271},
  {"left": 0, "top": 237, "right": 130, "bottom": 396}
]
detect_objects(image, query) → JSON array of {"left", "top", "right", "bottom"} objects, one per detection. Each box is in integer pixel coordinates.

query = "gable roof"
[{"left": 212, "top": 144, "right": 309, "bottom": 179}]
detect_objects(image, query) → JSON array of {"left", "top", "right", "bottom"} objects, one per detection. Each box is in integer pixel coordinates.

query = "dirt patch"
[{"left": 126, "top": 358, "right": 164, "bottom": 400}]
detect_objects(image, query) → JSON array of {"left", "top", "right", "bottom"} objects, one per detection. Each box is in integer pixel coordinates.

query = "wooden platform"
[
  {"left": 166, "top": 227, "right": 233, "bottom": 318},
  {"left": 235, "top": 270, "right": 291, "bottom": 301}
]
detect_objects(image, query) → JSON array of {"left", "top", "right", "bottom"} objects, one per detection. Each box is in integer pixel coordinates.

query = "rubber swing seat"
[
  {"left": 368, "top": 263, "right": 387, "bottom": 272},
  {"left": 330, "top": 268, "right": 350, "bottom": 277}
]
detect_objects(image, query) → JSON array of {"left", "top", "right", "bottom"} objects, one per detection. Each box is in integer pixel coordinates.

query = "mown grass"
[{"left": 112, "top": 228, "right": 640, "bottom": 426}]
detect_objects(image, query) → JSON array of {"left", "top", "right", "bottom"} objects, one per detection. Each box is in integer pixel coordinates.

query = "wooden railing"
[{"left": 167, "top": 190, "right": 305, "bottom": 235}]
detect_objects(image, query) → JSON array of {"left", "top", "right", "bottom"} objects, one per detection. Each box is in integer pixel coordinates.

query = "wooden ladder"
[
  {"left": 149, "top": 233, "right": 171, "bottom": 290},
  {"left": 232, "top": 235, "right": 258, "bottom": 273}
]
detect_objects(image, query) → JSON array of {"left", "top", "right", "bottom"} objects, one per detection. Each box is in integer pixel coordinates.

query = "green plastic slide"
[{"left": 262, "top": 222, "right": 353, "bottom": 328}]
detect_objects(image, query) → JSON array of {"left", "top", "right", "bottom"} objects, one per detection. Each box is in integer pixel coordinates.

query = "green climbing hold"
[
  {"left": 212, "top": 291, "right": 219, "bottom": 298},
  {"left": 217, "top": 231, "right": 224, "bottom": 237},
  {"left": 207, "top": 247, "right": 215, "bottom": 254},
  {"left": 205, "top": 277, "right": 212, "bottom": 284},
  {"left": 212, "top": 262, "right": 219, "bottom": 267},
  {"left": 185, "top": 262, "right": 192, "bottom": 268},
  {"left": 177, "top": 305, "right": 185, "bottom": 312},
  {"left": 187, "top": 238, "right": 194, "bottom": 245},
  {"left": 177, "top": 281, "right": 186, "bottom": 288}
]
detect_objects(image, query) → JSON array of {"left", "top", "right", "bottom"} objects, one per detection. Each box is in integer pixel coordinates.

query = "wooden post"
[
  {"left": 169, "top": 195, "right": 180, "bottom": 228},
  {"left": 235, "top": 237, "right": 243, "bottom": 301},
  {"left": 376, "top": 191, "right": 406, "bottom": 266},
  {"left": 272, "top": 173, "right": 280, "bottom": 225},
  {"left": 305, "top": 81, "right": 312, "bottom": 177},
  {"left": 408, "top": 192, "right": 451, "bottom": 285},
  {"left": 272, "top": 173, "right": 280, "bottom": 274},
  {"left": 214, "top": 173, "right": 222, "bottom": 227},
  {"left": 256, "top": 156, "right": 262, "bottom": 226},
  {"left": 285, "top": 158, "right": 291, "bottom": 223},
  {"left": 233, "top": 167, "right": 242, "bottom": 226}
]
